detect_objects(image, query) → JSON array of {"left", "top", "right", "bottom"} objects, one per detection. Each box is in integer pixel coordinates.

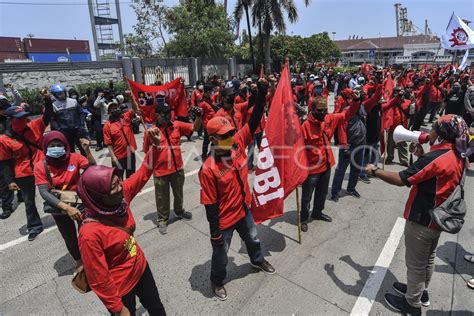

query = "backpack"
[
  {"left": 347, "top": 104, "right": 367, "bottom": 147},
  {"left": 428, "top": 159, "right": 467, "bottom": 234}
]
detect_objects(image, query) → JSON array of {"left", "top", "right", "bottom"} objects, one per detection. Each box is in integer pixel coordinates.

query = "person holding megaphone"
[{"left": 365, "top": 114, "right": 469, "bottom": 315}]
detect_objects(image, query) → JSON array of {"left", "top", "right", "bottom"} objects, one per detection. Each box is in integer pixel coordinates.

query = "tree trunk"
[
  {"left": 243, "top": 2, "right": 256, "bottom": 74},
  {"left": 264, "top": 31, "right": 271, "bottom": 74}
]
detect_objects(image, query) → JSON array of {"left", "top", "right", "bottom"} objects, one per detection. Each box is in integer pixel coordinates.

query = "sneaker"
[
  {"left": 468, "top": 279, "right": 474, "bottom": 289},
  {"left": 384, "top": 293, "right": 421, "bottom": 315},
  {"left": 393, "top": 282, "right": 430, "bottom": 307},
  {"left": 301, "top": 222, "right": 308, "bottom": 232},
  {"left": 211, "top": 282, "right": 227, "bottom": 301},
  {"left": 28, "top": 230, "right": 42, "bottom": 241},
  {"left": 158, "top": 222, "right": 167, "bottom": 235},
  {"left": 347, "top": 189, "right": 361, "bottom": 199},
  {"left": 312, "top": 212, "right": 333, "bottom": 222},
  {"left": 0, "top": 211, "right": 12, "bottom": 219},
  {"left": 176, "top": 211, "right": 192, "bottom": 221},
  {"left": 251, "top": 259, "right": 276, "bottom": 275},
  {"left": 330, "top": 194, "right": 339, "bottom": 202},
  {"left": 359, "top": 175, "right": 371, "bottom": 184},
  {"left": 385, "top": 159, "right": 393, "bottom": 165}
]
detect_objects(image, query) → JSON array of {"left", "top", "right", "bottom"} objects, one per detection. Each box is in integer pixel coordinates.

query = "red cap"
[{"left": 206, "top": 117, "right": 235, "bottom": 136}]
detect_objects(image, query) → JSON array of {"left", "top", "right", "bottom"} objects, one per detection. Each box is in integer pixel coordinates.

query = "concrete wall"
[{"left": 2, "top": 67, "right": 123, "bottom": 89}]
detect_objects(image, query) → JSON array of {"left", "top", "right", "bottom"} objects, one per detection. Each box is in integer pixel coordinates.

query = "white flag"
[
  {"left": 459, "top": 50, "right": 469, "bottom": 71},
  {"left": 441, "top": 13, "right": 474, "bottom": 50}
]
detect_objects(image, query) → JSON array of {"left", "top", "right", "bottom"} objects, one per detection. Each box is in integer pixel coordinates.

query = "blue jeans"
[
  {"left": 211, "top": 210, "right": 264, "bottom": 286},
  {"left": 331, "top": 146, "right": 364, "bottom": 195}
]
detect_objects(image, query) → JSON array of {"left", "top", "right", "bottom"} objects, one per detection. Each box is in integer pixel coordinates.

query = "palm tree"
[
  {"left": 233, "top": 0, "right": 256, "bottom": 73},
  {"left": 252, "top": 0, "right": 311, "bottom": 73}
]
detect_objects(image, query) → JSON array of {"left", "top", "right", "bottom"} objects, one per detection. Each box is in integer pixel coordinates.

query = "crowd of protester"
[{"left": 0, "top": 62, "right": 473, "bottom": 315}]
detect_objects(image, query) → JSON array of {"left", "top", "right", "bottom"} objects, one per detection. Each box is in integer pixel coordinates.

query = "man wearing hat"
[
  {"left": 215, "top": 83, "right": 248, "bottom": 130},
  {"left": 198, "top": 79, "right": 275, "bottom": 301},
  {"left": 0, "top": 93, "right": 53, "bottom": 241},
  {"left": 143, "top": 95, "right": 202, "bottom": 235},
  {"left": 366, "top": 114, "right": 469, "bottom": 315}
]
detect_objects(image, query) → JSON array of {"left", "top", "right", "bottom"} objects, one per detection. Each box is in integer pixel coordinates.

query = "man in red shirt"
[
  {"left": 143, "top": 97, "right": 202, "bottom": 235},
  {"left": 366, "top": 114, "right": 468, "bottom": 315},
  {"left": 198, "top": 85, "right": 216, "bottom": 161},
  {"left": 215, "top": 87, "right": 248, "bottom": 130},
  {"left": 103, "top": 101, "right": 138, "bottom": 179},
  {"left": 199, "top": 80, "right": 275, "bottom": 301},
  {"left": 300, "top": 96, "right": 355, "bottom": 231},
  {"left": 0, "top": 97, "right": 53, "bottom": 241},
  {"left": 190, "top": 81, "right": 203, "bottom": 107},
  {"left": 385, "top": 87, "right": 411, "bottom": 166}
]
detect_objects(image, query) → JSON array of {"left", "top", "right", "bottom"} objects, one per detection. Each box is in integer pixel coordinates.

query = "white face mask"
[
  {"left": 433, "top": 137, "right": 443, "bottom": 146},
  {"left": 46, "top": 146, "right": 66, "bottom": 158}
]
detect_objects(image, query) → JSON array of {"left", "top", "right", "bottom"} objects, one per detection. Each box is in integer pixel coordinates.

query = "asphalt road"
[{"left": 0, "top": 101, "right": 473, "bottom": 315}]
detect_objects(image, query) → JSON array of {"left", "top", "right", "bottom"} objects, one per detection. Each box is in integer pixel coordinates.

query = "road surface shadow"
[
  {"left": 188, "top": 257, "right": 258, "bottom": 298},
  {"left": 53, "top": 253, "right": 76, "bottom": 276},
  {"left": 426, "top": 310, "right": 473, "bottom": 316},
  {"left": 18, "top": 215, "right": 56, "bottom": 236},
  {"left": 435, "top": 241, "right": 473, "bottom": 278},
  {"left": 324, "top": 255, "right": 397, "bottom": 298},
  {"left": 143, "top": 211, "right": 181, "bottom": 227}
]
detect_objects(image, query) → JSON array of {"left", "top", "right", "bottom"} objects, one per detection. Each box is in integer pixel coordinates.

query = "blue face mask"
[{"left": 46, "top": 146, "right": 66, "bottom": 158}]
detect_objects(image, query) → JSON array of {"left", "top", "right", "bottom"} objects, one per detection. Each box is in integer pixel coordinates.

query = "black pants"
[
  {"left": 201, "top": 130, "right": 210, "bottom": 160},
  {"left": 59, "top": 129, "right": 87, "bottom": 156},
  {"left": 93, "top": 120, "right": 104, "bottom": 148},
  {"left": 16, "top": 176, "right": 43, "bottom": 234},
  {"left": 109, "top": 263, "right": 166, "bottom": 316},
  {"left": 0, "top": 172, "right": 13, "bottom": 213},
  {"left": 412, "top": 105, "right": 428, "bottom": 131},
  {"left": 53, "top": 214, "right": 80, "bottom": 260},
  {"left": 300, "top": 168, "right": 331, "bottom": 222},
  {"left": 114, "top": 153, "right": 136, "bottom": 179}
]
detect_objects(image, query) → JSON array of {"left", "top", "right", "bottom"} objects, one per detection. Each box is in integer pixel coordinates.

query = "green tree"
[
  {"left": 251, "top": 0, "right": 311, "bottom": 73},
  {"left": 131, "top": 0, "right": 168, "bottom": 56},
  {"left": 163, "top": 0, "right": 235, "bottom": 58},
  {"left": 121, "top": 34, "right": 153, "bottom": 58},
  {"left": 270, "top": 33, "right": 340, "bottom": 71}
]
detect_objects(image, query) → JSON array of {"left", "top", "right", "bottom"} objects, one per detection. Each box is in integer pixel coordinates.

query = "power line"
[{"left": 0, "top": 1, "right": 134, "bottom": 5}]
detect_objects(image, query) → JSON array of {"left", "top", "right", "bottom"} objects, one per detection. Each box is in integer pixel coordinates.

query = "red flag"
[
  {"left": 251, "top": 64, "right": 308, "bottom": 224},
  {"left": 127, "top": 78, "right": 188, "bottom": 124},
  {"left": 383, "top": 72, "right": 394, "bottom": 102}
]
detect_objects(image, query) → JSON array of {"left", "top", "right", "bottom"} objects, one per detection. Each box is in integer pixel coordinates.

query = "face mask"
[
  {"left": 109, "top": 109, "right": 121, "bottom": 120},
  {"left": 46, "top": 146, "right": 66, "bottom": 158},
  {"left": 156, "top": 97, "right": 165, "bottom": 107},
  {"left": 452, "top": 86, "right": 460, "bottom": 93},
  {"left": 217, "top": 137, "right": 233, "bottom": 150},
  {"left": 103, "top": 190, "right": 124, "bottom": 208},
  {"left": 11, "top": 118, "right": 28, "bottom": 133},
  {"left": 70, "top": 95, "right": 78, "bottom": 100},
  {"left": 314, "top": 112, "right": 327, "bottom": 122},
  {"left": 240, "top": 88, "right": 248, "bottom": 96}
]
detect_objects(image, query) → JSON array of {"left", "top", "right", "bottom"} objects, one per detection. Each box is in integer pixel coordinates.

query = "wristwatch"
[{"left": 371, "top": 166, "right": 380, "bottom": 177}]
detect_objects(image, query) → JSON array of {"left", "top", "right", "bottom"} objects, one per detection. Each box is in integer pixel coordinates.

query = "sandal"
[
  {"left": 468, "top": 279, "right": 474, "bottom": 289},
  {"left": 464, "top": 255, "right": 474, "bottom": 264}
]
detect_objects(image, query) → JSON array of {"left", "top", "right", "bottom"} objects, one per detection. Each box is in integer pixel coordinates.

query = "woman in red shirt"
[
  {"left": 77, "top": 128, "right": 166, "bottom": 316},
  {"left": 34, "top": 131, "right": 95, "bottom": 269}
]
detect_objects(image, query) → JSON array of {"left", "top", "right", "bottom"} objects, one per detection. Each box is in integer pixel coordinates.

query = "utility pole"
[{"left": 394, "top": 3, "right": 401, "bottom": 37}]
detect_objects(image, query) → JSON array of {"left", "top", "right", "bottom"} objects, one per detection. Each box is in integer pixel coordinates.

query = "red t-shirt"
[
  {"left": 0, "top": 117, "right": 46, "bottom": 178},
  {"left": 78, "top": 148, "right": 155, "bottom": 313},
  {"left": 199, "top": 124, "right": 253, "bottom": 230},
  {"left": 198, "top": 100, "right": 216, "bottom": 128},
  {"left": 215, "top": 101, "right": 247, "bottom": 130},
  {"left": 190, "top": 89, "right": 202, "bottom": 107},
  {"left": 143, "top": 121, "right": 193, "bottom": 177},
  {"left": 34, "top": 153, "right": 89, "bottom": 190},
  {"left": 302, "top": 113, "right": 346, "bottom": 174},
  {"left": 103, "top": 110, "right": 138, "bottom": 160}
]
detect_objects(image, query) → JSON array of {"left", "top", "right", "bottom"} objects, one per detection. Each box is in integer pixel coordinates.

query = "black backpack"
[{"left": 347, "top": 104, "right": 367, "bottom": 147}]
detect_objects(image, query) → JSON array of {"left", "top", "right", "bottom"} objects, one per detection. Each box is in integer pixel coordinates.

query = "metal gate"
[{"left": 141, "top": 58, "right": 190, "bottom": 85}]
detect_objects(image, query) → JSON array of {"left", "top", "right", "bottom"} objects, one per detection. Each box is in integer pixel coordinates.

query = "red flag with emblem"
[
  {"left": 251, "top": 64, "right": 308, "bottom": 224},
  {"left": 127, "top": 78, "right": 188, "bottom": 123}
]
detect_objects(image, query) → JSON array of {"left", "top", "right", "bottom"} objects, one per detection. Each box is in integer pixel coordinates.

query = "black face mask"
[
  {"left": 313, "top": 111, "right": 327, "bottom": 122},
  {"left": 110, "top": 109, "right": 121, "bottom": 120},
  {"left": 103, "top": 191, "right": 123, "bottom": 208},
  {"left": 156, "top": 97, "right": 165, "bottom": 107},
  {"left": 225, "top": 96, "right": 235, "bottom": 105},
  {"left": 314, "top": 87, "right": 323, "bottom": 96},
  {"left": 240, "top": 88, "right": 248, "bottom": 96}
]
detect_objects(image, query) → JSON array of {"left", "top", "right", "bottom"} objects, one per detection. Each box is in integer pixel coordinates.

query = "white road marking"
[
  {"left": 0, "top": 168, "right": 201, "bottom": 253},
  {"left": 350, "top": 217, "right": 406, "bottom": 316}
]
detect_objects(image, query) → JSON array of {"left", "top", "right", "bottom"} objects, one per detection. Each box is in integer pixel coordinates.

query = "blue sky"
[{"left": 1, "top": 0, "right": 473, "bottom": 59}]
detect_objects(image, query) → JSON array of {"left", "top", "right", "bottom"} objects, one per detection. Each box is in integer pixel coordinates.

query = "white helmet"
[{"left": 116, "top": 94, "right": 124, "bottom": 104}]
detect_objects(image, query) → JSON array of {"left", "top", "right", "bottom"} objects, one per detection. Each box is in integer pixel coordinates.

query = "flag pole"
[
  {"left": 295, "top": 186, "right": 302, "bottom": 244},
  {"left": 125, "top": 76, "right": 149, "bottom": 132}
]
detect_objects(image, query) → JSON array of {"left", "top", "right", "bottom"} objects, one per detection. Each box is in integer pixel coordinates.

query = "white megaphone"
[{"left": 393, "top": 125, "right": 430, "bottom": 144}]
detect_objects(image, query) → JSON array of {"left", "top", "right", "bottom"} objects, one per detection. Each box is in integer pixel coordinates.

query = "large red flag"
[
  {"left": 251, "top": 65, "right": 308, "bottom": 224},
  {"left": 127, "top": 78, "right": 188, "bottom": 124}
]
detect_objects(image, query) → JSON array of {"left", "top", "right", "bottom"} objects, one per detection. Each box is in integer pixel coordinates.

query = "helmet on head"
[
  {"left": 50, "top": 84, "right": 66, "bottom": 101},
  {"left": 116, "top": 95, "right": 124, "bottom": 104},
  {"left": 357, "top": 77, "right": 365, "bottom": 85}
]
